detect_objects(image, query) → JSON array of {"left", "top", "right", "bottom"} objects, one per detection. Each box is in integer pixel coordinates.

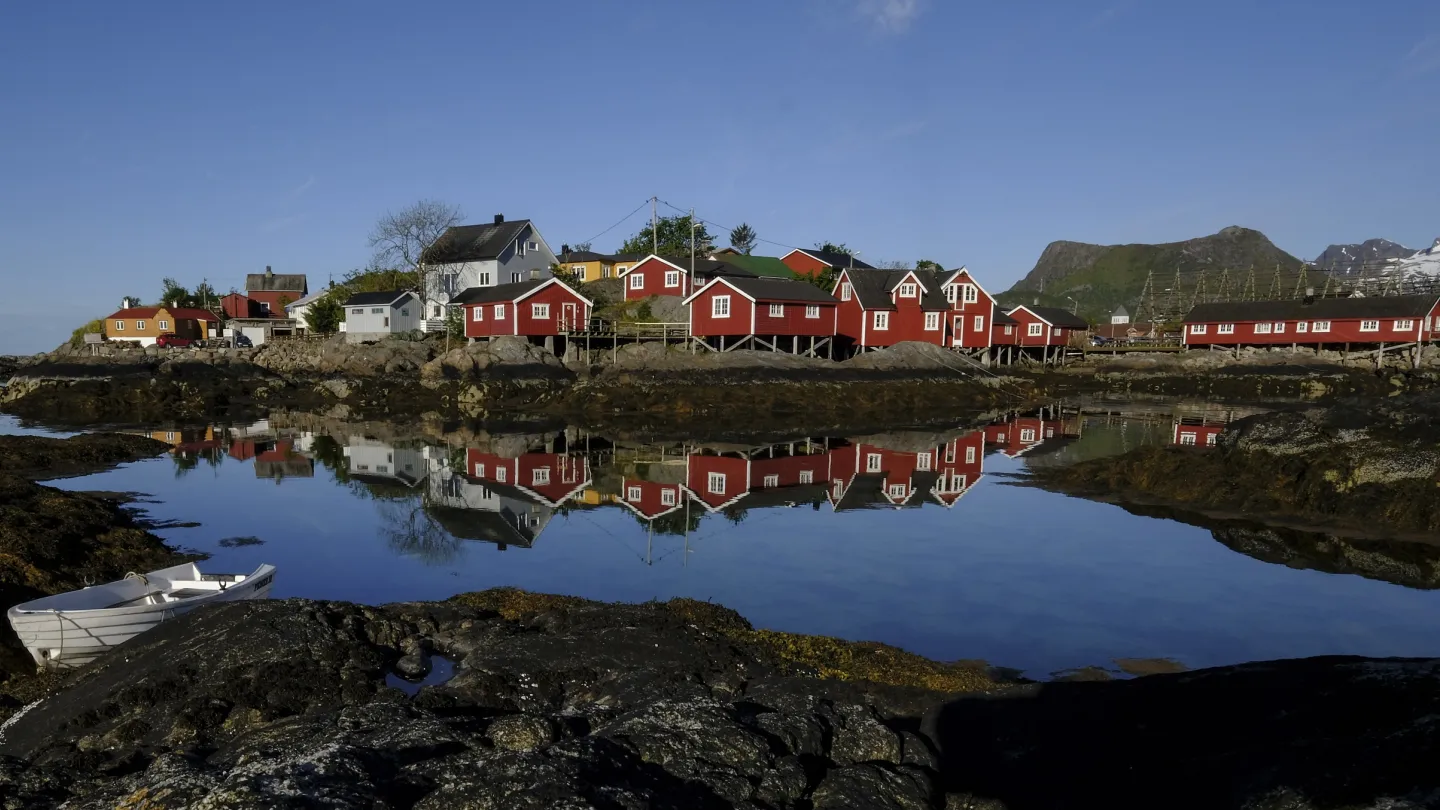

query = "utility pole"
[
  {"left": 651, "top": 197, "right": 658, "bottom": 255},
  {"left": 689, "top": 207, "right": 696, "bottom": 293}
]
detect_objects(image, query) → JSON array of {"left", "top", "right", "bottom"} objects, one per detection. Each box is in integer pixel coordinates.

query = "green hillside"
[{"left": 997, "top": 226, "right": 1304, "bottom": 325}]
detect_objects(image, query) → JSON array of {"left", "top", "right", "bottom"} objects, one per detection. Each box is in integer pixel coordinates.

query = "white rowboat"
[{"left": 6, "top": 562, "right": 276, "bottom": 670}]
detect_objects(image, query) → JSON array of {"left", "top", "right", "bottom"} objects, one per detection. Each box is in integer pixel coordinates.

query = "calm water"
[{"left": 5, "top": 403, "right": 1437, "bottom": 678}]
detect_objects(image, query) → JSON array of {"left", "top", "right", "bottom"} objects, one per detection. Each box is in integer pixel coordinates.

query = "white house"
[
  {"left": 341, "top": 290, "right": 421, "bottom": 343},
  {"left": 285, "top": 290, "right": 327, "bottom": 332},
  {"left": 420, "top": 214, "right": 557, "bottom": 331},
  {"left": 343, "top": 439, "right": 426, "bottom": 487},
  {"left": 422, "top": 455, "right": 554, "bottom": 549}
]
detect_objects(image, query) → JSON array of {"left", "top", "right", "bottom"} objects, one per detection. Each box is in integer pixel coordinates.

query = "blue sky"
[{"left": 1, "top": 0, "right": 1437, "bottom": 353}]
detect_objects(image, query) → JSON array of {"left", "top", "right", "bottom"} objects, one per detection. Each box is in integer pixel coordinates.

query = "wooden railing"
[{"left": 563, "top": 319, "right": 691, "bottom": 340}]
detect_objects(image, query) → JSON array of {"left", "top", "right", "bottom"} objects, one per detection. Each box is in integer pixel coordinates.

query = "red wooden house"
[
  {"left": 833, "top": 269, "right": 950, "bottom": 352},
  {"left": 465, "top": 448, "right": 590, "bottom": 507},
  {"left": 1173, "top": 419, "right": 1225, "bottom": 447},
  {"left": 617, "top": 255, "right": 755, "bottom": 301},
  {"left": 937, "top": 267, "right": 996, "bottom": 350},
  {"left": 1005, "top": 305, "right": 1089, "bottom": 349},
  {"left": 221, "top": 293, "right": 267, "bottom": 320},
  {"left": 749, "top": 446, "right": 832, "bottom": 491},
  {"left": 245, "top": 267, "right": 308, "bottom": 316},
  {"left": 779, "top": 249, "right": 877, "bottom": 278},
  {"left": 930, "top": 430, "right": 986, "bottom": 507},
  {"left": 684, "top": 276, "right": 839, "bottom": 353},
  {"left": 984, "top": 416, "right": 1056, "bottom": 458},
  {"left": 618, "top": 478, "right": 690, "bottom": 521},
  {"left": 685, "top": 452, "right": 752, "bottom": 512},
  {"left": 1182, "top": 295, "right": 1440, "bottom": 349},
  {"left": 454, "top": 277, "right": 592, "bottom": 340},
  {"left": 991, "top": 307, "right": 1021, "bottom": 346},
  {"left": 826, "top": 432, "right": 984, "bottom": 510}
]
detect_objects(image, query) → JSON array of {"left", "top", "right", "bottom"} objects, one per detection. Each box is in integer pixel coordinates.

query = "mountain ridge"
[{"left": 1312, "top": 239, "right": 1413, "bottom": 275}]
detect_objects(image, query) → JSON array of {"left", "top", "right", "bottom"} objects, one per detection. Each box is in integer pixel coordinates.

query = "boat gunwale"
[{"left": 5, "top": 564, "right": 276, "bottom": 620}]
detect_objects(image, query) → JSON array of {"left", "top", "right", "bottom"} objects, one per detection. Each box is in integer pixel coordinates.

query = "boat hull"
[{"left": 6, "top": 565, "right": 275, "bottom": 670}]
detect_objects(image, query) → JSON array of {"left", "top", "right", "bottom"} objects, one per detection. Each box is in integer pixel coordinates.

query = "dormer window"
[
  {"left": 962, "top": 284, "right": 978, "bottom": 303},
  {"left": 898, "top": 283, "right": 917, "bottom": 298}
]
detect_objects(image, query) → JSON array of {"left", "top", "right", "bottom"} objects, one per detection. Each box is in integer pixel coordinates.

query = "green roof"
[{"left": 717, "top": 254, "right": 796, "bottom": 279}]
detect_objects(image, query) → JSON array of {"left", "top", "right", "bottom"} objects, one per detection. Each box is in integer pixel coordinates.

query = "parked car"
[
  {"left": 155, "top": 333, "right": 195, "bottom": 348},
  {"left": 1089, "top": 334, "right": 1113, "bottom": 347},
  {"left": 232, "top": 333, "right": 253, "bottom": 348}
]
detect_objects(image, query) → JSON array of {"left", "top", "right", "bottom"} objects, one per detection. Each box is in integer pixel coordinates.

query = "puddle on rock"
[{"left": 385, "top": 655, "right": 456, "bottom": 697}]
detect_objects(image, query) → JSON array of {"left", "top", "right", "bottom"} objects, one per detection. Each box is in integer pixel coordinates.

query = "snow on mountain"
[{"left": 1386, "top": 238, "right": 1440, "bottom": 280}]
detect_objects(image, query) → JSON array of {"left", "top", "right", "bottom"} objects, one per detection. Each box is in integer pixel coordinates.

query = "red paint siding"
[
  {"left": 991, "top": 322, "right": 1019, "bottom": 345},
  {"left": 943, "top": 271, "right": 994, "bottom": 349},
  {"left": 1007, "top": 308, "right": 1074, "bottom": 347},
  {"left": 465, "top": 450, "right": 588, "bottom": 504},
  {"left": 689, "top": 281, "right": 838, "bottom": 338},
  {"left": 247, "top": 290, "right": 302, "bottom": 316},
  {"left": 985, "top": 417, "right": 1054, "bottom": 457},
  {"left": 686, "top": 454, "right": 751, "bottom": 510},
  {"left": 750, "top": 453, "right": 831, "bottom": 488},
  {"left": 620, "top": 479, "right": 687, "bottom": 519},
  {"left": 622, "top": 257, "right": 692, "bottom": 301},
  {"left": 830, "top": 270, "right": 945, "bottom": 348},
  {"left": 1173, "top": 423, "right": 1224, "bottom": 447},
  {"left": 464, "top": 282, "right": 589, "bottom": 338},
  {"left": 1182, "top": 310, "right": 1439, "bottom": 346},
  {"left": 782, "top": 251, "right": 830, "bottom": 278}
]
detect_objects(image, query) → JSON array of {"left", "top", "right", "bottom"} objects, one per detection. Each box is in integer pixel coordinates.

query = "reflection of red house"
[
  {"left": 1173, "top": 420, "right": 1224, "bottom": 447},
  {"left": 618, "top": 479, "right": 688, "bottom": 520},
  {"left": 750, "top": 451, "right": 831, "bottom": 490},
  {"left": 685, "top": 454, "right": 751, "bottom": 511},
  {"left": 465, "top": 449, "right": 590, "bottom": 505},
  {"left": 827, "top": 431, "right": 986, "bottom": 509},
  {"left": 984, "top": 417, "right": 1054, "bottom": 458},
  {"left": 931, "top": 431, "right": 985, "bottom": 507}
]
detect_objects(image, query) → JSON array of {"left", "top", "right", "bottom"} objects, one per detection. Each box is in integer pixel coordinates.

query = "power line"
[{"left": 575, "top": 199, "right": 652, "bottom": 248}]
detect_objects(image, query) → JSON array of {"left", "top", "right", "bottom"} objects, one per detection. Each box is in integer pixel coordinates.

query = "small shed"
[
  {"left": 684, "top": 276, "right": 839, "bottom": 355},
  {"left": 342, "top": 291, "right": 420, "bottom": 343},
  {"left": 453, "top": 277, "right": 592, "bottom": 346}
]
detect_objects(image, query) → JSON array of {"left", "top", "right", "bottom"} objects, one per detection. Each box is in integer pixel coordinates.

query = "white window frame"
[
  {"left": 769, "top": 303, "right": 784, "bottom": 317},
  {"left": 474, "top": 462, "right": 485, "bottom": 478},
  {"left": 962, "top": 284, "right": 978, "bottom": 304},
  {"left": 866, "top": 453, "right": 883, "bottom": 472},
  {"left": 1254, "top": 323, "right": 1272, "bottom": 334},
  {"left": 350, "top": 308, "right": 363, "bottom": 315},
  {"left": 887, "top": 484, "right": 908, "bottom": 499},
  {"left": 712, "top": 295, "right": 731, "bottom": 318},
  {"left": 805, "top": 305, "right": 820, "bottom": 319},
  {"left": 1395, "top": 319, "right": 1414, "bottom": 331},
  {"left": 137, "top": 320, "right": 149, "bottom": 331},
  {"left": 533, "top": 467, "right": 551, "bottom": 486},
  {"left": 158, "top": 320, "right": 169, "bottom": 330},
  {"left": 1295, "top": 321, "right": 1307, "bottom": 333},
  {"left": 873, "top": 311, "right": 890, "bottom": 331},
  {"left": 1179, "top": 432, "right": 1197, "bottom": 446},
  {"left": 1217, "top": 323, "right": 1235, "bottom": 334},
  {"left": 494, "top": 303, "right": 506, "bottom": 319},
  {"left": 664, "top": 270, "right": 681, "bottom": 288},
  {"left": 1020, "top": 428, "right": 1037, "bottom": 442},
  {"left": 473, "top": 307, "right": 484, "bottom": 321},
  {"left": 897, "top": 283, "right": 917, "bottom": 298},
  {"left": 839, "top": 282, "right": 852, "bottom": 301},
  {"left": 114, "top": 320, "right": 125, "bottom": 331},
  {"left": 799, "top": 470, "right": 813, "bottom": 484},
  {"left": 496, "top": 466, "right": 507, "bottom": 483},
  {"left": 1027, "top": 323, "right": 1044, "bottom": 337},
  {"left": 973, "top": 315, "right": 984, "bottom": 332},
  {"left": 1004, "top": 325, "right": 1014, "bottom": 335},
  {"left": 924, "top": 311, "right": 940, "bottom": 331},
  {"left": 660, "top": 488, "right": 676, "bottom": 506},
  {"left": 615, "top": 265, "right": 629, "bottom": 274},
  {"left": 630, "top": 274, "right": 644, "bottom": 290},
  {"left": 1273, "top": 322, "right": 1285, "bottom": 334},
  {"left": 916, "top": 452, "right": 932, "bottom": 471},
  {"left": 763, "top": 474, "right": 779, "bottom": 488},
  {"left": 1190, "top": 324, "right": 1207, "bottom": 335},
  {"left": 371, "top": 307, "right": 384, "bottom": 315},
  {"left": 532, "top": 303, "right": 549, "bottom": 319},
  {"left": 944, "top": 285, "right": 957, "bottom": 304},
  {"left": 1312, "top": 321, "right": 1331, "bottom": 333},
  {"left": 627, "top": 486, "right": 642, "bottom": 502},
  {"left": 965, "top": 446, "right": 977, "bottom": 464},
  {"left": 1360, "top": 320, "right": 1379, "bottom": 332},
  {"left": 707, "top": 472, "right": 726, "bottom": 494},
  {"left": 526, "top": 240, "right": 539, "bottom": 252}
]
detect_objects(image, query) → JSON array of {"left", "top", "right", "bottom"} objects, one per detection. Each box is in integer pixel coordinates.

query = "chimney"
[
  {"left": 121, "top": 297, "right": 131, "bottom": 309},
  {"left": 265, "top": 265, "right": 273, "bottom": 278},
  {"left": 1304, "top": 286, "right": 1316, "bottom": 305},
  {"left": 493, "top": 214, "right": 504, "bottom": 225},
  {"left": 561, "top": 243, "right": 571, "bottom": 256}
]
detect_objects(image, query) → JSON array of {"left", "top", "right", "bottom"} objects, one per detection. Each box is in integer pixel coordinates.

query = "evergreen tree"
[
  {"left": 305, "top": 295, "right": 344, "bottom": 334},
  {"left": 728, "top": 222, "right": 757, "bottom": 255}
]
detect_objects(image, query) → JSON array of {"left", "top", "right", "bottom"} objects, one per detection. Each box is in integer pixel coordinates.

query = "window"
[
  {"left": 1296, "top": 321, "right": 1307, "bottom": 333},
  {"left": 533, "top": 467, "right": 551, "bottom": 486},
  {"left": 571, "top": 265, "right": 587, "bottom": 275},
  {"left": 805, "top": 305, "right": 820, "bottom": 319},
  {"left": 660, "top": 488, "right": 676, "bottom": 506},
  {"left": 866, "top": 453, "right": 883, "bottom": 472},
  {"left": 158, "top": 320, "right": 169, "bottom": 330},
  {"left": 1312, "top": 321, "right": 1331, "bottom": 333},
  {"left": 873, "top": 311, "right": 890, "bottom": 330},
  {"left": 625, "top": 486, "right": 642, "bottom": 501},
  {"left": 712, "top": 295, "right": 731, "bottom": 318},
  {"left": 433, "top": 305, "right": 442, "bottom": 318},
  {"left": 601, "top": 266, "right": 612, "bottom": 278},
  {"left": 1395, "top": 319, "right": 1415, "bottom": 331},
  {"left": 965, "top": 445, "right": 977, "bottom": 464},
  {"left": 973, "top": 315, "right": 984, "bottom": 332},
  {"left": 615, "top": 265, "right": 629, "bottom": 275},
  {"left": 799, "top": 470, "right": 813, "bottom": 484},
  {"left": 1020, "top": 428, "right": 1037, "bottom": 442},
  {"left": 515, "top": 241, "right": 525, "bottom": 257},
  {"left": 1273, "top": 322, "right": 1285, "bottom": 334},
  {"left": 526, "top": 241, "right": 539, "bottom": 252},
  {"left": 630, "top": 274, "right": 644, "bottom": 290},
  {"left": 707, "top": 472, "right": 726, "bottom": 494},
  {"left": 951, "top": 474, "right": 967, "bottom": 491},
  {"left": 532, "top": 303, "right": 549, "bottom": 319},
  {"left": 1254, "top": 323, "right": 1272, "bottom": 334},
  {"left": 924, "top": 312, "right": 940, "bottom": 330},
  {"left": 1360, "top": 320, "right": 1379, "bottom": 332},
  {"left": 474, "top": 462, "right": 485, "bottom": 477},
  {"left": 478, "top": 272, "right": 492, "bottom": 285},
  {"left": 1217, "top": 323, "right": 1235, "bottom": 334},
  {"left": 510, "top": 273, "right": 521, "bottom": 283},
  {"left": 1179, "top": 432, "right": 1197, "bottom": 446},
  {"left": 898, "top": 283, "right": 917, "bottom": 298},
  {"left": 1027, "top": 323, "right": 1044, "bottom": 337},
  {"left": 350, "top": 308, "right": 363, "bottom": 315},
  {"left": 494, "top": 304, "right": 506, "bottom": 319},
  {"left": 136, "top": 321, "right": 147, "bottom": 331},
  {"left": 496, "top": 466, "right": 507, "bottom": 483},
  {"left": 1004, "top": 325, "right": 1014, "bottom": 335},
  {"left": 1051, "top": 327, "right": 1061, "bottom": 337},
  {"left": 664, "top": 270, "right": 681, "bottom": 288},
  {"left": 1191, "top": 324, "right": 1207, "bottom": 335},
  {"left": 839, "top": 282, "right": 852, "bottom": 301},
  {"left": 473, "top": 307, "right": 484, "bottom": 321},
  {"left": 371, "top": 307, "right": 384, "bottom": 315},
  {"left": 888, "top": 484, "right": 907, "bottom": 499},
  {"left": 963, "top": 284, "right": 978, "bottom": 304},
  {"left": 917, "top": 452, "right": 932, "bottom": 470},
  {"left": 114, "top": 320, "right": 125, "bottom": 331},
  {"left": 769, "top": 303, "right": 784, "bottom": 318},
  {"left": 995, "top": 433, "right": 1007, "bottom": 442},
  {"left": 763, "top": 474, "right": 779, "bottom": 488},
  {"left": 399, "top": 308, "right": 409, "bottom": 317},
  {"left": 165, "top": 432, "right": 176, "bottom": 443},
  {"left": 945, "top": 285, "right": 957, "bottom": 304},
  {"left": 1207, "top": 433, "right": 1218, "bottom": 446},
  {"left": 946, "top": 444, "right": 957, "bottom": 463}
]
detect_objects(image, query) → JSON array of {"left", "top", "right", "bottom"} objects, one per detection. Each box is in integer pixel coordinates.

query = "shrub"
[{"left": 69, "top": 319, "right": 104, "bottom": 348}]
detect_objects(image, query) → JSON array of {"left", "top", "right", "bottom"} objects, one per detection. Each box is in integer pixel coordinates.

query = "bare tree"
[
  {"left": 878, "top": 259, "right": 911, "bottom": 270},
  {"left": 368, "top": 200, "right": 465, "bottom": 295}
]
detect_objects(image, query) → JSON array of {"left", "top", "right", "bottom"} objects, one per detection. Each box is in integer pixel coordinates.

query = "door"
[
  {"left": 240, "top": 326, "right": 267, "bottom": 347},
  {"left": 953, "top": 315, "right": 964, "bottom": 346},
  {"left": 561, "top": 303, "right": 577, "bottom": 331}
]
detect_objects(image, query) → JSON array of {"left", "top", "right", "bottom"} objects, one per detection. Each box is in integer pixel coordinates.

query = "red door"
[{"left": 561, "top": 302, "right": 577, "bottom": 331}]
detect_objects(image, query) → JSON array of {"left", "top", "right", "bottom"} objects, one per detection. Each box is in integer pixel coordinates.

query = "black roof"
[
  {"left": 1184, "top": 294, "right": 1440, "bottom": 323},
  {"left": 426, "top": 505, "right": 540, "bottom": 548},
  {"left": 450, "top": 279, "right": 550, "bottom": 306},
  {"left": 712, "top": 277, "right": 838, "bottom": 304},
  {"left": 642, "top": 256, "right": 756, "bottom": 279},
  {"left": 803, "top": 250, "right": 877, "bottom": 270},
  {"left": 993, "top": 306, "right": 1019, "bottom": 325},
  {"left": 426, "top": 220, "right": 534, "bottom": 263},
  {"left": 342, "top": 290, "right": 413, "bottom": 307},
  {"left": 246, "top": 272, "right": 308, "bottom": 293},
  {"left": 559, "top": 251, "right": 644, "bottom": 264},
  {"left": 1016, "top": 305, "right": 1089, "bottom": 329},
  {"left": 843, "top": 269, "right": 949, "bottom": 311}
]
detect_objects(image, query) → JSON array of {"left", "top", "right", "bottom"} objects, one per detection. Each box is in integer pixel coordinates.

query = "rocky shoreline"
[{"left": 0, "top": 593, "right": 1435, "bottom": 809}]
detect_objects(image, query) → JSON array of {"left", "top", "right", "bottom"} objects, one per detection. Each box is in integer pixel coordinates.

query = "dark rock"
[
  {"left": 830, "top": 704, "right": 903, "bottom": 765},
  {"left": 487, "top": 713, "right": 556, "bottom": 752},
  {"left": 0, "top": 433, "right": 170, "bottom": 480},
  {"left": 811, "top": 763, "right": 935, "bottom": 809}
]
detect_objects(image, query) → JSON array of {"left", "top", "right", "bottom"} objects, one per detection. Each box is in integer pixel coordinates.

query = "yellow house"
[{"left": 556, "top": 251, "right": 645, "bottom": 283}]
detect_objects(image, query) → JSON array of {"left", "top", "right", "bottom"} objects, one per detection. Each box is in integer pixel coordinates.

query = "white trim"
[
  {"left": 712, "top": 295, "right": 731, "bottom": 318},
  {"left": 510, "top": 277, "right": 595, "bottom": 308},
  {"left": 681, "top": 276, "right": 757, "bottom": 306},
  {"left": 893, "top": 270, "right": 928, "bottom": 294},
  {"left": 617, "top": 254, "right": 688, "bottom": 278},
  {"left": 1005, "top": 305, "right": 1054, "bottom": 327},
  {"left": 938, "top": 266, "right": 993, "bottom": 303}
]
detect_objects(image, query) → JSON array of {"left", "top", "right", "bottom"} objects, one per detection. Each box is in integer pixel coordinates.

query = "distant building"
[
  {"left": 1111, "top": 305, "right": 1130, "bottom": 325},
  {"left": 421, "top": 215, "right": 558, "bottom": 328},
  {"left": 341, "top": 291, "right": 421, "bottom": 343},
  {"left": 103, "top": 301, "right": 219, "bottom": 347},
  {"left": 245, "top": 267, "right": 308, "bottom": 317}
]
